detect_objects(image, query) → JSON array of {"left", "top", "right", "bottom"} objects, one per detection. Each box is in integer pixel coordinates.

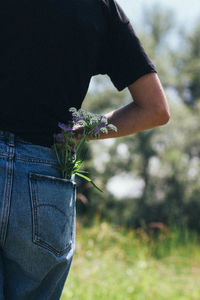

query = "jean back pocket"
[{"left": 29, "top": 172, "right": 76, "bottom": 256}]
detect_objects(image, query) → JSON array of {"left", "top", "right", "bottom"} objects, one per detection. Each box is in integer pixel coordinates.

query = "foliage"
[
  {"left": 176, "top": 21, "right": 200, "bottom": 105},
  {"left": 81, "top": 97, "right": 200, "bottom": 231},
  {"left": 61, "top": 221, "right": 200, "bottom": 300}
]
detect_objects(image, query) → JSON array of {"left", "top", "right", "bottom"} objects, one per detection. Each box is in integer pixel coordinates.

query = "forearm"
[
  {"left": 89, "top": 100, "right": 169, "bottom": 140},
  {"left": 73, "top": 100, "right": 169, "bottom": 141},
  {"left": 73, "top": 74, "right": 170, "bottom": 141}
]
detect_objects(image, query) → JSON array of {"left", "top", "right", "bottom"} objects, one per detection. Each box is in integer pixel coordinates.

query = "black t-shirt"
[{"left": 0, "top": 0, "right": 157, "bottom": 147}]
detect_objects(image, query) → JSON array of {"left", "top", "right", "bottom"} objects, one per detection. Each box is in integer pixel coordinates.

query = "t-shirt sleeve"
[{"left": 100, "top": 0, "right": 157, "bottom": 91}]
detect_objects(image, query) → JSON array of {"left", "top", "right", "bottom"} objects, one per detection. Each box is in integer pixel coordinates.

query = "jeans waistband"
[
  {"left": 0, "top": 130, "right": 33, "bottom": 147},
  {"left": 0, "top": 129, "right": 59, "bottom": 166},
  {"left": 0, "top": 129, "right": 76, "bottom": 181}
]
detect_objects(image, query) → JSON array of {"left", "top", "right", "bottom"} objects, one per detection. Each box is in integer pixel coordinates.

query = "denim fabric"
[{"left": 0, "top": 130, "right": 76, "bottom": 300}]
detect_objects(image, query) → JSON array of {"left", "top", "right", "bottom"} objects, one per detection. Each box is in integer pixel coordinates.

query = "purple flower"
[
  {"left": 72, "top": 115, "right": 83, "bottom": 123},
  {"left": 72, "top": 116, "right": 79, "bottom": 123},
  {"left": 100, "top": 123, "right": 107, "bottom": 128},
  {"left": 94, "top": 127, "right": 100, "bottom": 134},
  {"left": 94, "top": 123, "right": 107, "bottom": 134},
  {"left": 58, "top": 122, "right": 72, "bottom": 131}
]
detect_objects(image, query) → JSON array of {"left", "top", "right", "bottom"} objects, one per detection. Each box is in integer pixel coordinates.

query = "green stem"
[
  {"left": 75, "top": 135, "right": 87, "bottom": 160},
  {"left": 53, "top": 144, "right": 62, "bottom": 166}
]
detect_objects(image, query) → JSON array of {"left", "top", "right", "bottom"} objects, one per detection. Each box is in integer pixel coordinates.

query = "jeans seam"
[
  {"left": 0, "top": 151, "right": 58, "bottom": 166},
  {"left": 33, "top": 238, "right": 72, "bottom": 257},
  {"left": 15, "top": 156, "right": 58, "bottom": 165},
  {"left": 0, "top": 147, "right": 14, "bottom": 246}
]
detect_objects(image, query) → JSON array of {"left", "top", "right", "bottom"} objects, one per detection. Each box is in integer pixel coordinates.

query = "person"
[{"left": 0, "top": 0, "right": 170, "bottom": 299}]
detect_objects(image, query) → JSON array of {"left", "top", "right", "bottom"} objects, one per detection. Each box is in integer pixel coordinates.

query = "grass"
[{"left": 61, "top": 220, "right": 200, "bottom": 300}]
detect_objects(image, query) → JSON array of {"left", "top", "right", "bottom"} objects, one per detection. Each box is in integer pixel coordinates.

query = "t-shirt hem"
[{"left": 115, "top": 68, "right": 158, "bottom": 92}]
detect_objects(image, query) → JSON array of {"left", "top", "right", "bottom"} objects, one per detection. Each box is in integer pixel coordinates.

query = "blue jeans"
[{"left": 0, "top": 130, "right": 76, "bottom": 300}]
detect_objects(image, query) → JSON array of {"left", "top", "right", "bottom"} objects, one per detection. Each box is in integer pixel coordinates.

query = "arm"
[
  {"left": 73, "top": 73, "right": 170, "bottom": 140},
  {"left": 102, "top": 72, "right": 170, "bottom": 139},
  {"left": 92, "top": 73, "right": 170, "bottom": 139}
]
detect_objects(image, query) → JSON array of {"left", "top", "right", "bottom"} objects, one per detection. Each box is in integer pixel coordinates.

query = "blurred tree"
[
  {"left": 142, "top": 3, "right": 175, "bottom": 47},
  {"left": 139, "top": 3, "right": 177, "bottom": 89},
  {"left": 175, "top": 21, "right": 200, "bottom": 105}
]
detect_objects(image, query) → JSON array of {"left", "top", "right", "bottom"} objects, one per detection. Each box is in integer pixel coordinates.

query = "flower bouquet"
[{"left": 52, "top": 107, "right": 117, "bottom": 192}]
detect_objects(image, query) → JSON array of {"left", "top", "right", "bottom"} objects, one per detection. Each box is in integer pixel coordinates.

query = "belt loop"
[{"left": 7, "top": 132, "right": 15, "bottom": 147}]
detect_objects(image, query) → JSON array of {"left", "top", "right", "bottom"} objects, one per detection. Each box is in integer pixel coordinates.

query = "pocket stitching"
[
  {"left": 29, "top": 172, "right": 75, "bottom": 256},
  {"left": 29, "top": 172, "right": 76, "bottom": 186}
]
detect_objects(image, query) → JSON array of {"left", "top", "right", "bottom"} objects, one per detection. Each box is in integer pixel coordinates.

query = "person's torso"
[{"left": 0, "top": 0, "right": 108, "bottom": 146}]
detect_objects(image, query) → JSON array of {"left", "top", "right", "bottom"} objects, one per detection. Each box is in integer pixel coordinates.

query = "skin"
[{"left": 74, "top": 72, "right": 170, "bottom": 140}]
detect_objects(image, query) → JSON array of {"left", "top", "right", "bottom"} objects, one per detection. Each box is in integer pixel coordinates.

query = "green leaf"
[
  {"left": 90, "top": 181, "right": 103, "bottom": 193},
  {"left": 76, "top": 170, "right": 89, "bottom": 174},
  {"left": 75, "top": 172, "right": 103, "bottom": 192},
  {"left": 75, "top": 172, "right": 92, "bottom": 182}
]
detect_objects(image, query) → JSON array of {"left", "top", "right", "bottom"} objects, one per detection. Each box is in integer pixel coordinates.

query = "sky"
[{"left": 117, "top": 0, "right": 200, "bottom": 31}]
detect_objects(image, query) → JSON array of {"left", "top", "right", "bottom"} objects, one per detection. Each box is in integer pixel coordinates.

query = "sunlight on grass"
[{"left": 61, "top": 221, "right": 200, "bottom": 300}]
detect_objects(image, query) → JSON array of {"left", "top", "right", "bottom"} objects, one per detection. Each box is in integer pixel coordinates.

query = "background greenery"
[
  {"left": 61, "top": 222, "right": 200, "bottom": 300},
  {"left": 62, "top": 3, "right": 200, "bottom": 299}
]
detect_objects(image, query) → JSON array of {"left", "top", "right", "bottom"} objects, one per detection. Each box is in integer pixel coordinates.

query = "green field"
[{"left": 61, "top": 221, "right": 200, "bottom": 300}]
